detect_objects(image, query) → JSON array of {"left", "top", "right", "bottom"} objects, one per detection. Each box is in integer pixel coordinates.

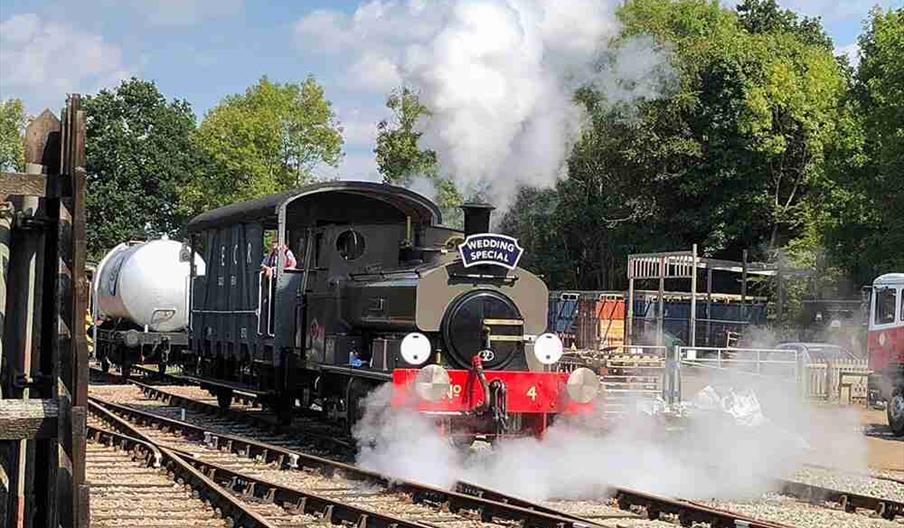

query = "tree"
[
  {"left": 504, "top": 0, "right": 848, "bottom": 290},
  {"left": 823, "top": 7, "right": 904, "bottom": 281},
  {"left": 0, "top": 99, "right": 26, "bottom": 172},
  {"left": 375, "top": 87, "right": 438, "bottom": 183},
  {"left": 375, "top": 87, "right": 463, "bottom": 226},
  {"left": 186, "top": 77, "right": 343, "bottom": 213},
  {"left": 736, "top": 0, "right": 833, "bottom": 50},
  {"left": 84, "top": 78, "right": 201, "bottom": 260}
]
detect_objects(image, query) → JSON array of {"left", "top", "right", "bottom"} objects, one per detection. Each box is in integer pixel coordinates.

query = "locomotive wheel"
[
  {"left": 888, "top": 387, "right": 904, "bottom": 436},
  {"left": 216, "top": 388, "right": 233, "bottom": 410}
]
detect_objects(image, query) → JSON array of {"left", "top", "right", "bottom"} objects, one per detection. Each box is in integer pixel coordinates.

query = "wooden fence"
[
  {"left": 805, "top": 358, "right": 871, "bottom": 405},
  {"left": 1, "top": 95, "right": 89, "bottom": 528}
]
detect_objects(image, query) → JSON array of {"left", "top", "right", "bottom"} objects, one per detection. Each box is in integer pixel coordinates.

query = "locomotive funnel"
[{"left": 461, "top": 202, "right": 495, "bottom": 236}]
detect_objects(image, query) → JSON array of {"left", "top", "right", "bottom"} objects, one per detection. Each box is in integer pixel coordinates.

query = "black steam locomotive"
[{"left": 177, "top": 181, "right": 598, "bottom": 438}]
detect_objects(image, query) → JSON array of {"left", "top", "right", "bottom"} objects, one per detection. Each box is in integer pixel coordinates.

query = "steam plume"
[
  {"left": 352, "top": 374, "right": 868, "bottom": 502},
  {"left": 296, "top": 0, "right": 675, "bottom": 209}
]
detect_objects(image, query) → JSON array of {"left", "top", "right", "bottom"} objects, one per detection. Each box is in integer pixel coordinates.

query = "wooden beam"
[
  {"left": 0, "top": 399, "right": 60, "bottom": 440},
  {"left": 25, "top": 109, "right": 61, "bottom": 172},
  {"left": 0, "top": 172, "right": 47, "bottom": 200}
]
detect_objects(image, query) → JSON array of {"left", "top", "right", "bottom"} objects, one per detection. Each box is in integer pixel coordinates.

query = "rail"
[
  {"left": 86, "top": 394, "right": 599, "bottom": 528},
  {"left": 127, "top": 376, "right": 349, "bottom": 451},
  {"left": 88, "top": 400, "right": 277, "bottom": 528},
  {"left": 87, "top": 371, "right": 902, "bottom": 525}
]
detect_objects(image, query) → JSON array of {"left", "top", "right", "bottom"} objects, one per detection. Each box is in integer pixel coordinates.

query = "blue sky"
[{"left": 0, "top": 0, "right": 896, "bottom": 179}]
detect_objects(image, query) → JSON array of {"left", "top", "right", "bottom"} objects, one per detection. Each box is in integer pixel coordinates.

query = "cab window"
[
  {"left": 875, "top": 287, "right": 897, "bottom": 324},
  {"left": 336, "top": 229, "right": 366, "bottom": 261}
]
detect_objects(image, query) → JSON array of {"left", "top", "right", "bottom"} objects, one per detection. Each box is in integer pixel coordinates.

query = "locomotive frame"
[{"left": 176, "top": 181, "right": 597, "bottom": 437}]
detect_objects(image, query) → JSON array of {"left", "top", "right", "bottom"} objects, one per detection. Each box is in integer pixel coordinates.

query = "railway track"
[
  {"left": 89, "top": 387, "right": 605, "bottom": 528},
  {"left": 86, "top": 422, "right": 273, "bottom": 527},
  {"left": 88, "top": 368, "right": 902, "bottom": 526},
  {"left": 801, "top": 461, "right": 904, "bottom": 487},
  {"left": 90, "top": 370, "right": 354, "bottom": 459},
  {"left": 86, "top": 381, "right": 798, "bottom": 528}
]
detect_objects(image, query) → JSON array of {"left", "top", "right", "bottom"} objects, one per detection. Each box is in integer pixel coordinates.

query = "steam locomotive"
[{"left": 175, "top": 181, "right": 599, "bottom": 438}]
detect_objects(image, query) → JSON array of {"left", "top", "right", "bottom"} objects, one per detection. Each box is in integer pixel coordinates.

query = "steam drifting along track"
[
  {"left": 89, "top": 383, "right": 604, "bottom": 528},
  {"left": 89, "top": 367, "right": 902, "bottom": 527},
  {"left": 88, "top": 376, "right": 786, "bottom": 528}
]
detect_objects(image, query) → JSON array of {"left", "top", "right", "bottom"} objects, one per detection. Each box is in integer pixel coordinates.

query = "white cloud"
[
  {"left": 340, "top": 113, "right": 380, "bottom": 147},
  {"left": 0, "top": 13, "right": 133, "bottom": 113},
  {"left": 835, "top": 42, "right": 860, "bottom": 67},
  {"left": 346, "top": 52, "right": 402, "bottom": 92},
  {"left": 313, "top": 151, "right": 380, "bottom": 182},
  {"left": 294, "top": 9, "right": 356, "bottom": 51}
]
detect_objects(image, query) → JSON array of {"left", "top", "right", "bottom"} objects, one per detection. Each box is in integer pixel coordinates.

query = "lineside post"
[{"left": 0, "top": 95, "right": 88, "bottom": 528}]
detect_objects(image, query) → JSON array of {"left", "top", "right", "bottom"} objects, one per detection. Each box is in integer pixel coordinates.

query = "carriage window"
[
  {"left": 336, "top": 229, "right": 366, "bottom": 261},
  {"left": 875, "top": 287, "right": 897, "bottom": 324}
]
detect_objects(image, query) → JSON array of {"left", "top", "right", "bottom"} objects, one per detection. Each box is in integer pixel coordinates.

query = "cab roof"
[
  {"left": 186, "top": 181, "right": 442, "bottom": 233},
  {"left": 874, "top": 273, "right": 904, "bottom": 286}
]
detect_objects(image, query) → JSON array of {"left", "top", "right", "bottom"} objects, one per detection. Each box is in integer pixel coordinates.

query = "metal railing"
[
  {"left": 665, "top": 346, "right": 808, "bottom": 403},
  {"left": 677, "top": 346, "right": 802, "bottom": 378}
]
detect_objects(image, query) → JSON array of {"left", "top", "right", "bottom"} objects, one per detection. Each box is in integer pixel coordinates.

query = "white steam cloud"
[
  {"left": 296, "top": 0, "right": 674, "bottom": 209},
  {"left": 353, "top": 372, "right": 869, "bottom": 503}
]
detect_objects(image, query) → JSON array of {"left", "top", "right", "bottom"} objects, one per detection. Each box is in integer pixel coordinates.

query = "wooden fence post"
[{"left": 0, "top": 95, "right": 88, "bottom": 528}]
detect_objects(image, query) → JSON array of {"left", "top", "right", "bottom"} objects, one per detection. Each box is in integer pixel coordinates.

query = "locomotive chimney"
[{"left": 460, "top": 202, "right": 495, "bottom": 236}]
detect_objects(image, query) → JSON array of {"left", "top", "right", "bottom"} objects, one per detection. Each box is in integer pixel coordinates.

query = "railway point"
[{"left": 1, "top": 1, "right": 902, "bottom": 527}]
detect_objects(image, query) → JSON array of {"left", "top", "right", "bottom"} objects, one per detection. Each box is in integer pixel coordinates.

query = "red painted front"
[
  {"left": 391, "top": 369, "right": 594, "bottom": 414},
  {"left": 868, "top": 326, "right": 904, "bottom": 372}
]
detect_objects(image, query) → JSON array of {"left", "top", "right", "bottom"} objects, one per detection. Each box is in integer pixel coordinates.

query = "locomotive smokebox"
[{"left": 461, "top": 202, "right": 495, "bottom": 236}]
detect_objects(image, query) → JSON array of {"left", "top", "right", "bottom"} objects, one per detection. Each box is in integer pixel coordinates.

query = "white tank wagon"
[{"left": 92, "top": 238, "right": 205, "bottom": 376}]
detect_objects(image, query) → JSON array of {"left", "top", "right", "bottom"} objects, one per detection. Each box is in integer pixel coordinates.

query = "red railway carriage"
[{"left": 868, "top": 273, "right": 904, "bottom": 435}]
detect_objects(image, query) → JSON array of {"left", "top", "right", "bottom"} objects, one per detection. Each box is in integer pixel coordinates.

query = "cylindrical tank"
[{"left": 94, "top": 239, "right": 206, "bottom": 332}]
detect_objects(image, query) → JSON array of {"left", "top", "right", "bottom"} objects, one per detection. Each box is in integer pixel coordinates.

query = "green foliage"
[
  {"left": 375, "top": 87, "right": 437, "bottom": 183},
  {"left": 823, "top": 7, "right": 904, "bottom": 281},
  {"left": 374, "top": 87, "right": 463, "bottom": 227},
  {"left": 736, "top": 0, "right": 833, "bottom": 49},
  {"left": 83, "top": 78, "right": 200, "bottom": 260},
  {"left": 0, "top": 99, "right": 26, "bottom": 172},
  {"left": 504, "top": 0, "right": 848, "bottom": 291},
  {"left": 186, "top": 77, "right": 343, "bottom": 214}
]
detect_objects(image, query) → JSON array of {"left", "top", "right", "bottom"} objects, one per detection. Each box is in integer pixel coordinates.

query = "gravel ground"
[
  {"left": 792, "top": 466, "right": 904, "bottom": 502},
  {"left": 89, "top": 386, "right": 539, "bottom": 528},
  {"left": 703, "top": 492, "right": 903, "bottom": 528},
  {"left": 87, "top": 438, "right": 228, "bottom": 527},
  {"left": 90, "top": 381, "right": 903, "bottom": 528},
  {"left": 542, "top": 499, "right": 678, "bottom": 527}
]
